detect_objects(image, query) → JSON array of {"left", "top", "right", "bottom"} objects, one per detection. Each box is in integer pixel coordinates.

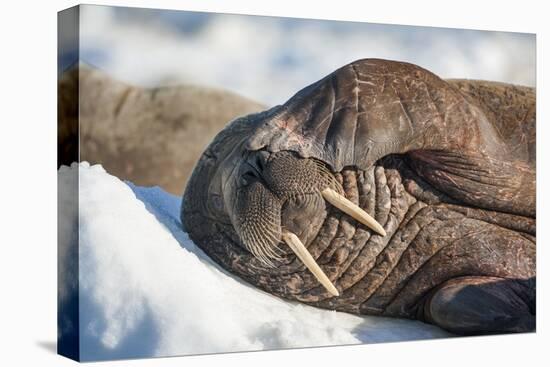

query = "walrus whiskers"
[
  {"left": 321, "top": 188, "right": 387, "bottom": 236},
  {"left": 281, "top": 231, "right": 340, "bottom": 297}
]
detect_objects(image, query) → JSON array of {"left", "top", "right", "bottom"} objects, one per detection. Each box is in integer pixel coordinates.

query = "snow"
[
  {"left": 58, "top": 163, "right": 451, "bottom": 361},
  {"left": 70, "top": 5, "right": 535, "bottom": 106}
]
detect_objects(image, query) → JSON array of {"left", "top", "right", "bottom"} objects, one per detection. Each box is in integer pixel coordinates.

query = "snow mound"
[{"left": 59, "top": 163, "right": 451, "bottom": 361}]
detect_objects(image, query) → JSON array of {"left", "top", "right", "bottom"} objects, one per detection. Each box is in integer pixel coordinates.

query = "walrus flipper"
[{"left": 421, "top": 276, "right": 535, "bottom": 335}]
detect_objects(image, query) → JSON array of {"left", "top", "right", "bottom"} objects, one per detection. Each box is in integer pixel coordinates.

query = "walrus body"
[
  {"left": 58, "top": 65, "right": 265, "bottom": 194},
  {"left": 182, "top": 59, "right": 535, "bottom": 335}
]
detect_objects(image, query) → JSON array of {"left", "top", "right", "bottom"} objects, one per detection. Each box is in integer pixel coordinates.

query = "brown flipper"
[{"left": 421, "top": 276, "right": 535, "bottom": 335}]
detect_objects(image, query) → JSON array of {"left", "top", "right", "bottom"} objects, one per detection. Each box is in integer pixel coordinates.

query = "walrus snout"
[{"left": 228, "top": 150, "right": 386, "bottom": 296}]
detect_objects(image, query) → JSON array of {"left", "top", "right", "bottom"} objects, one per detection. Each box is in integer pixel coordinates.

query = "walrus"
[
  {"left": 58, "top": 64, "right": 265, "bottom": 194},
  {"left": 182, "top": 58, "right": 535, "bottom": 335}
]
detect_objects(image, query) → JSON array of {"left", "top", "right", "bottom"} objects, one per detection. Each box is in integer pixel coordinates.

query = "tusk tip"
[{"left": 322, "top": 279, "right": 340, "bottom": 297}]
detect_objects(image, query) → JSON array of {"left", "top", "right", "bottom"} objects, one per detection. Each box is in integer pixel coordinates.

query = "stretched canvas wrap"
[{"left": 57, "top": 4, "right": 536, "bottom": 362}]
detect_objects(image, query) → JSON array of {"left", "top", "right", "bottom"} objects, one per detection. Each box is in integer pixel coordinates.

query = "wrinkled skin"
[{"left": 182, "top": 59, "right": 535, "bottom": 335}]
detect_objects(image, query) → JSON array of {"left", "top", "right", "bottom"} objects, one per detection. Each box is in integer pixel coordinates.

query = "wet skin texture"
[{"left": 182, "top": 59, "right": 535, "bottom": 335}]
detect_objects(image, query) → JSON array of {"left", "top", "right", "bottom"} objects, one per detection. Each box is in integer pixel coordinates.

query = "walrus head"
[
  {"left": 182, "top": 59, "right": 535, "bottom": 315},
  {"left": 184, "top": 127, "right": 385, "bottom": 295}
]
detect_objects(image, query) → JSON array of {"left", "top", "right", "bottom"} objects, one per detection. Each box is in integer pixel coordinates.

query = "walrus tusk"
[
  {"left": 281, "top": 231, "right": 340, "bottom": 297},
  {"left": 321, "top": 188, "right": 387, "bottom": 236}
]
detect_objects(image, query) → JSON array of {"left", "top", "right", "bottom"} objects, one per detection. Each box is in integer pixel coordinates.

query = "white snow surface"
[
  {"left": 59, "top": 163, "right": 451, "bottom": 361},
  {"left": 72, "top": 6, "right": 535, "bottom": 106}
]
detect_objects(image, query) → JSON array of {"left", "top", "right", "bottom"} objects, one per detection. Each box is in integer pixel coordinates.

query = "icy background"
[
  {"left": 58, "top": 163, "right": 450, "bottom": 361},
  {"left": 60, "top": 5, "right": 536, "bottom": 106}
]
